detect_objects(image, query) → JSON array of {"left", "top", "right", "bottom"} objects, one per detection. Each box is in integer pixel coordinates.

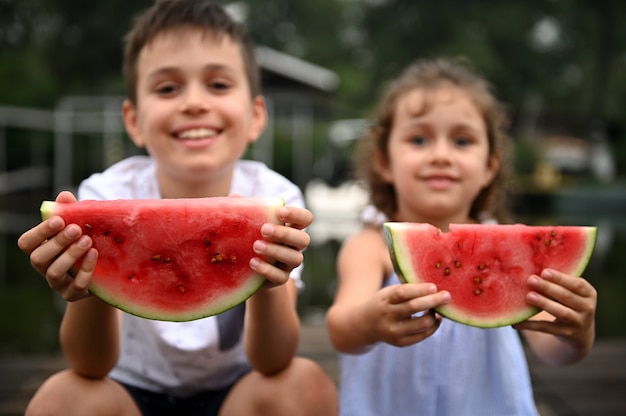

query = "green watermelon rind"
[
  {"left": 383, "top": 222, "right": 597, "bottom": 329},
  {"left": 40, "top": 197, "right": 284, "bottom": 322},
  {"left": 566, "top": 226, "right": 598, "bottom": 276},
  {"left": 90, "top": 273, "right": 266, "bottom": 322},
  {"left": 40, "top": 200, "right": 55, "bottom": 220}
]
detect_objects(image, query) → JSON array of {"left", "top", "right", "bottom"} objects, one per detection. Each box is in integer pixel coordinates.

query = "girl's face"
[
  {"left": 122, "top": 29, "right": 266, "bottom": 197},
  {"left": 376, "top": 85, "right": 499, "bottom": 228}
]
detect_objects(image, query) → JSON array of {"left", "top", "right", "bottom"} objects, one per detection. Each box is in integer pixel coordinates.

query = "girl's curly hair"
[{"left": 354, "top": 57, "right": 513, "bottom": 223}]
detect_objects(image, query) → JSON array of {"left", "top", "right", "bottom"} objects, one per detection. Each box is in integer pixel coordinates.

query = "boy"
[{"left": 17, "top": 1, "right": 338, "bottom": 415}]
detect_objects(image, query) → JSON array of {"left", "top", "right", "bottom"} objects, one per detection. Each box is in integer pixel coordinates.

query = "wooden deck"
[{"left": 1, "top": 323, "right": 624, "bottom": 415}]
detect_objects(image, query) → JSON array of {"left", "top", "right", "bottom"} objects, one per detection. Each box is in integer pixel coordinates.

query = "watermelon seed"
[
  {"left": 474, "top": 289, "right": 482, "bottom": 295},
  {"left": 204, "top": 238, "right": 212, "bottom": 246},
  {"left": 551, "top": 230, "right": 556, "bottom": 237},
  {"left": 104, "top": 230, "right": 111, "bottom": 236},
  {"left": 211, "top": 253, "right": 223, "bottom": 263},
  {"left": 84, "top": 224, "right": 93, "bottom": 230},
  {"left": 151, "top": 255, "right": 162, "bottom": 261},
  {"left": 127, "top": 273, "right": 136, "bottom": 280},
  {"left": 114, "top": 236, "right": 122, "bottom": 244},
  {"left": 436, "top": 262, "right": 442, "bottom": 269},
  {"left": 545, "top": 239, "right": 552, "bottom": 247},
  {"left": 444, "top": 267, "right": 450, "bottom": 276},
  {"left": 455, "top": 260, "right": 461, "bottom": 268},
  {"left": 477, "top": 263, "right": 486, "bottom": 271},
  {"left": 162, "top": 258, "right": 172, "bottom": 264},
  {"left": 473, "top": 277, "right": 482, "bottom": 284},
  {"left": 230, "top": 255, "right": 237, "bottom": 262},
  {"left": 178, "top": 285, "right": 186, "bottom": 293}
]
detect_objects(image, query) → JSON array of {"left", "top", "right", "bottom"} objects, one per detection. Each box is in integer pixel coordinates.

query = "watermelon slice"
[
  {"left": 383, "top": 223, "right": 597, "bottom": 328},
  {"left": 41, "top": 197, "right": 284, "bottom": 322}
]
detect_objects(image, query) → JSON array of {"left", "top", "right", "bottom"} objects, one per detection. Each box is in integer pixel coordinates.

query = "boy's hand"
[
  {"left": 514, "top": 268, "right": 597, "bottom": 353},
  {"left": 362, "top": 283, "right": 449, "bottom": 347},
  {"left": 249, "top": 206, "right": 313, "bottom": 287},
  {"left": 17, "top": 191, "right": 97, "bottom": 301}
]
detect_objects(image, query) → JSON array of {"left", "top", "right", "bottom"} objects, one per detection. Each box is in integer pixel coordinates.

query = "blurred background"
[{"left": 1, "top": 0, "right": 625, "bottom": 358}]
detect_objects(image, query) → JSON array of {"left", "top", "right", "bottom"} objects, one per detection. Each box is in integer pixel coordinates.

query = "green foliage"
[
  {"left": 513, "top": 139, "right": 541, "bottom": 176},
  {"left": 0, "top": 0, "right": 152, "bottom": 105},
  {"left": 0, "top": 0, "right": 625, "bottom": 166}
]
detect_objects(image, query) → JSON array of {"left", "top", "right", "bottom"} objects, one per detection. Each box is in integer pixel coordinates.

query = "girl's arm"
[
  {"left": 515, "top": 268, "right": 597, "bottom": 366},
  {"left": 326, "top": 228, "right": 449, "bottom": 354}
]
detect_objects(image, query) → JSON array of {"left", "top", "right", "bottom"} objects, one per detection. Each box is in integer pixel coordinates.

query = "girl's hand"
[
  {"left": 362, "top": 283, "right": 450, "bottom": 347},
  {"left": 514, "top": 268, "right": 597, "bottom": 357},
  {"left": 17, "top": 191, "right": 97, "bottom": 301},
  {"left": 249, "top": 206, "right": 313, "bottom": 287}
]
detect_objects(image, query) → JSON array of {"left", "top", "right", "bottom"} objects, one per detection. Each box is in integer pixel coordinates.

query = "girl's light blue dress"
[{"left": 338, "top": 272, "right": 539, "bottom": 416}]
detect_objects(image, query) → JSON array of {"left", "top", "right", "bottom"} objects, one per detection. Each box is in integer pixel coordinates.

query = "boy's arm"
[
  {"left": 244, "top": 280, "right": 300, "bottom": 374},
  {"left": 515, "top": 268, "right": 597, "bottom": 366},
  {"left": 60, "top": 299, "right": 122, "bottom": 378},
  {"left": 18, "top": 191, "right": 121, "bottom": 378},
  {"left": 243, "top": 205, "right": 310, "bottom": 374}
]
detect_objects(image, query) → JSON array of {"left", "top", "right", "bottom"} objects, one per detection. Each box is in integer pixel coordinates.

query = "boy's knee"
[
  {"left": 222, "top": 358, "right": 338, "bottom": 416},
  {"left": 282, "top": 358, "right": 339, "bottom": 414},
  {"left": 25, "top": 370, "right": 140, "bottom": 416}
]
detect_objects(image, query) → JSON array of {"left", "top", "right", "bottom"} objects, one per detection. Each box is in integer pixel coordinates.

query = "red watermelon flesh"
[
  {"left": 383, "top": 223, "right": 597, "bottom": 328},
  {"left": 40, "top": 197, "right": 284, "bottom": 322}
]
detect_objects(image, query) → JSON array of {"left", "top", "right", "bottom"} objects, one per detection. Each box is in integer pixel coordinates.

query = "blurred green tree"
[{"left": 1, "top": 0, "right": 624, "bottom": 158}]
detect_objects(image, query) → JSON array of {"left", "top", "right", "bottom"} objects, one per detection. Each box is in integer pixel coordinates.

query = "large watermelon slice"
[
  {"left": 383, "top": 223, "right": 597, "bottom": 328},
  {"left": 40, "top": 197, "right": 284, "bottom": 322}
]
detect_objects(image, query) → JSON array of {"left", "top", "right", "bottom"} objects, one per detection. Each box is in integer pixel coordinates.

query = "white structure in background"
[
  {"left": 305, "top": 118, "right": 370, "bottom": 245},
  {"left": 0, "top": 46, "right": 339, "bottom": 195},
  {"left": 540, "top": 134, "right": 616, "bottom": 183},
  {"left": 305, "top": 179, "right": 368, "bottom": 246},
  {"left": 327, "top": 118, "right": 369, "bottom": 147}
]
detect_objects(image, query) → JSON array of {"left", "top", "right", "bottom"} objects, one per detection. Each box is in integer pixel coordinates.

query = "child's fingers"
[
  {"left": 249, "top": 256, "right": 291, "bottom": 286},
  {"left": 397, "top": 313, "right": 442, "bottom": 346},
  {"left": 58, "top": 248, "right": 98, "bottom": 301},
  {"left": 275, "top": 206, "right": 313, "bottom": 230},
  {"left": 47, "top": 235, "right": 92, "bottom": 276},
  {"left": 55, "top": 190, "right": 78, "bottom": 204},
  {"left": 539, "top": 269, "right": 597, "bottom": 298},
  {"left": 17, "top": 216, "right": 65, "bottom": 255},
  {"left": 260, "top": 222, "right": 311, "bottom": 252},
  {"left": 383, "top": 284, "right": 450, "bottom": 320},
  {"left": 386, "top": 283, "right": 437, "bottom": 304},
  {"left": 525, "top": 290, "right": 577, "bottom": 324},
  {"left": 376, "top": 299, "right": 442, "bottom": 347},
  {"left": 527, "top": 270, "right": 596, "bottom": 313},
  {"left": 29, "top": 224, "right": 85, "bottom": 271},
  {"left": 253, "top": 239, "right": 303, "bottom": 272}
]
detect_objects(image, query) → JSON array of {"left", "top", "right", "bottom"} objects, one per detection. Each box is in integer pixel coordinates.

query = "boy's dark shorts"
[{"left": 119, "top": 382, "right": 234, "bottom": 416}]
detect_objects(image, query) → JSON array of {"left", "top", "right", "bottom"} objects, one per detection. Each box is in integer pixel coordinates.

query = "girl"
[{"left": 326, "top": 57, "right": 597, "bottom": 416}]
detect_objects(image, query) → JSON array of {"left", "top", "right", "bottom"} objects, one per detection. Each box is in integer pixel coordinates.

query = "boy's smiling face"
[{"left": 122, "top": 29, "right": 266, "bottom": 197}]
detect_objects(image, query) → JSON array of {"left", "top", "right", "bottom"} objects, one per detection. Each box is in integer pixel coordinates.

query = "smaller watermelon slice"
[
  {"left": 41, "top": 197, "right": 284, "bottom": 322},
  {"left": 383, "top": 223, "right": 597, "bottom": 328}
]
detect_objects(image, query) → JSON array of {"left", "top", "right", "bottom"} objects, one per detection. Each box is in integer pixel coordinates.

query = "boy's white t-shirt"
[{"left": 77, "top": 156, "right": 305, "bottom": 397}]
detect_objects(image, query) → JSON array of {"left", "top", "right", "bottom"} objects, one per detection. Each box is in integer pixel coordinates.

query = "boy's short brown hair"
[{"left": 122, "top": 0, "right": 260, "bottom": 104}]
